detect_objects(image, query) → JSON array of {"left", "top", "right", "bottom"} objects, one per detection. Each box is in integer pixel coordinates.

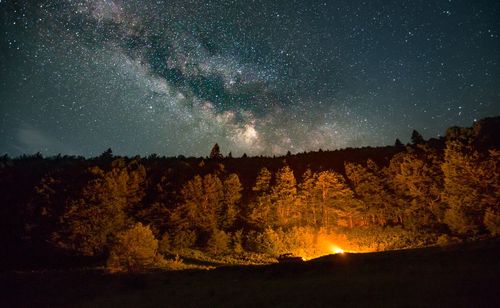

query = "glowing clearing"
[{"left": 330, "top": 246, "right": 344, "bottom": 254}]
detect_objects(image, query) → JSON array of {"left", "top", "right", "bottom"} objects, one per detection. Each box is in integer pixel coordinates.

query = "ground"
[{"left": 3, "top": 240, "right": 500, "bottom": 307}]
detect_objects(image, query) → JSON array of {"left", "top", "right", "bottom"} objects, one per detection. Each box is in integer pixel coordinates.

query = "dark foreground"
[{"left": 3, "top": 240, "right": 500, "bottom": 307}]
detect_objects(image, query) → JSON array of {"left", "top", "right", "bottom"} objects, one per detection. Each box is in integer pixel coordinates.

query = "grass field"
[{"left": 3, "top": 240, "right": 500, "bottom": 307}]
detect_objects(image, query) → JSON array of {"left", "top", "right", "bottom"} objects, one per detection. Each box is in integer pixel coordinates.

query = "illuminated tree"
[
  {"left": 298, "top": 169, "right": 318, "bottom": 227},
  {"left": 253, "top": 167, "right": 272, "bottom": 192},
  {"left": 171, "top": 175, "right": 204, "bottom": 230},
  {"left": 386, "top": 151, "right": 444, "bottom": 229},
  {"left": 171, "top": 229, "right": 196, "bottom": 250},
  {"left": 271, "top": 165, "right": 298, "bottom": 227},
  {"left": 442, "top": 141, "right": 497, "bottom": 235},
  {"left": 221, "top": 173, "right": 243, "bottom": 230},
  {"left": 248, "top": 168, "right": 273, "bottom": 228},
  {"left": 107, "top": 223, "right": 159, "bottom": 273},
  {"left": 484, "top": 208, "right": 500, "bottom": 236},
  {"left": 315, "top": 170, "right": 358, "bottom": 228},
  {"left": 135, "top": 202, "right": 170, "bottom": 237},
  {"left": 207, "top": 229, "right": 230, "bottom": 254},
  {"left": 483, "top": 149, "right": 500, "bottom": 235},
  {"left": 173, "top": 173, "right": 223, "bottom": 233},
  {"left": 230, "top": 230, "right": 244, "bottom": 253},
  {"left": 54, "top": 160, "right": 146, "bottom": 256},
  {"left": 250, "top": 228, "right": 286, "bottom": 255},
  {"left": 203, "top": 173, "right": 224, "bottom": 229},
  {"left": 345, "top": 161, "right": 393, "bottom": 226}
]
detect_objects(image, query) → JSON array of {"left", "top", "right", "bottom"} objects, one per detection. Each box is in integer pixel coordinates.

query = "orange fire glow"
[{"left": 330, "top": 246, "right": 345, "bottom": 254}]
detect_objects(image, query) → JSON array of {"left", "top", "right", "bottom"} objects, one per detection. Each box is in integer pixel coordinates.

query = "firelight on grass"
[{"left": 330, "top": 246, "right": 344, "bottom": 254}]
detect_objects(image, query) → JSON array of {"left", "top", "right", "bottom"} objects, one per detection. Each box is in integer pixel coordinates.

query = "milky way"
[{"left": 1, "top": 0, "right": 499, "bottom": 157}]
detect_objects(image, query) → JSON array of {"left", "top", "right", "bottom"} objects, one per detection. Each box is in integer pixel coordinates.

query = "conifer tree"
[
  {"left": 315, "top": 170, "right": 358, "bottom": 228},
  {"left": 298, "top": 169, "right": 319, "bottom": 227},
  {"left": 411, "top": 130, "right": 425, "bottom": 145},
  {"left": 209, "top": 143, "right": 222, "bottom": 159},
  {"left": 271, "top": 165, "right": 298, "bottom": 227},
  {"left": 345, "top": 162, "right": 393, "bottom": 226},
  {"left": 442, "top": 141, "right": 498, "bottom": 235},
  {"left": 395, "top": 138, "right": 404, "bottom": 147},
  {"left": 54, "top": 160, "right": 146, "bottom": 256},
  {"left": 385, "top": 151, "right": 444, "bottom": 229},
  {"left": 221, "top": 173, "right": 243, "bottom": 230},
  {"left": 173, "top": 173, "right": 224, "bottom": 239},
  {"left": 248, "top": 168, "right": 273, "bottom": 228}
]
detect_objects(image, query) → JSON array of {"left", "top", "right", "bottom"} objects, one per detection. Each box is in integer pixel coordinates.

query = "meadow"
[{"left": 4, "top": 239, "right": 500, "bottom": 307}]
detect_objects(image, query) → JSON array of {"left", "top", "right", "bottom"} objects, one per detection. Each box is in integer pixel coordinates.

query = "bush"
[
  {"left": 484, "top": 208, "right": 500, "bottom": 236},
  {"left": 106, "top": 223, "right": 159, "bottom": 273},
  {"left": 158, "top": 233, "right": 171, "bottom": 255},
  {"left": 246, "top": 228, "right": 286, "bottom": 255},
  {"left": 230, "top": 230, "right": 244, "bottom": 253},
  {"left": 207, "top": 229, "right": 229, "bottom": 255},
  {"left": 436, "top": 234, "right": 462, "bottom": 247},
  {"left": 156, "top": 254, "right": 188, "bottom": 270},
  {"left": 171, "top": 230, "right": 196, "bottom": 250}
]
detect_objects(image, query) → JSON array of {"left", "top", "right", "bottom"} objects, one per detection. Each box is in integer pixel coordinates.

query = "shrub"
[
  {"left": 171, "top": 229, "right": 196, "bottom": 250},
  {"left": 157, "top": 254, "right": 187, "bottom": 270},
  {"left": 436, "top": 234, "right": 462, "bottom": 246},
  {"left": 246, "top": 228, "right": 286, "bottom": 255},
  {"left": 106, "top": 223, "right": 159, "bottom": 273},
  {"left": 484, "top": 208, "right": 500, "bottom": 236},
  {"left": 207, "top": 229, "right": 229, "bottom": 255},
  {"left": 230, "top": 230, "right": 244, "bottom": 253},
  {"left": 158, "top": 233, "right": 171, "bottom": 255}
]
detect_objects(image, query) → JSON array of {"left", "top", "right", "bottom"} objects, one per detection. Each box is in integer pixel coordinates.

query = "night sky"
[{"left": 1, "top": 0, "right": 499, "bottom": 157}]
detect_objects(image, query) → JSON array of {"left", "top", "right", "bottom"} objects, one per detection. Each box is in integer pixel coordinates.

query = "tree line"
[{"left": 0, "top": 117, "right": 499, "bottom": 271}]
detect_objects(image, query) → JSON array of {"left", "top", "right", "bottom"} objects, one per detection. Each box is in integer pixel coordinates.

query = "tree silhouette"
[
  {"left": 411, "top": 130, "right": 424, "bottom": 145},
  {"left": 395, "top": 138, "right": 403, "bottom": 147},
  {"left": 209, "top": 143, "right": 222, "bottom": 159}
]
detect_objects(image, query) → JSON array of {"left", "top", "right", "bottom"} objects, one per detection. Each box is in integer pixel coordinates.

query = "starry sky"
[{"left": 1, "top": 0, "right": 499, "bottom": 157}]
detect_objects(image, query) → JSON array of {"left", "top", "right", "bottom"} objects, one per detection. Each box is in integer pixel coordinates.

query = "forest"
[{"left": 1, "top": 117, "right": 499, "bottom": 272}]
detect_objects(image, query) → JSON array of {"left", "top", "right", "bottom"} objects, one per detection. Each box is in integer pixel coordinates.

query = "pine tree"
[
  {"left": 271, "top": 165, "right": 298, "bottom": 227},
  {"left": 253, "top": 167, "right": 272, "bottom": 193},
  {"left": 207, "top": 229, "right": 230, "bottom": 255},
  {"left": 315, "top": 170, "right": 357, "bottom": 228},
  {"left": 395, "top": 138, "right": 404, "bottom": 147},
  {"left": 248, "top": 168, "right": 273, "bottom": 228},
  {"left": 171, "top": 175, "right": 204, "bottom": 230},
  {"left": 442, "top": 141, "right": 498, "bottom": 235},
  {"left": 210, "top": 143, "right": 222, "bottom": 159},
  {"left": 53, "top": 161, "right": 146, "bottom": 256},
  {"left": 386, "top": 151, "right": 444, "bottom": 229},
  {"left": 221, "top": 173, "right": 243, "bottom": 230},
  {"left": 345, "top": 162, "right": 393, "bottom": 226},
  {"left": 411, "top": 130, "right": 424, "bottom": 145},
  {"left": 173, "top": 173, "right": 223, "bottom": 235},
  {"left": 298, "top": 169, "right": 319, "bottom": 227}
]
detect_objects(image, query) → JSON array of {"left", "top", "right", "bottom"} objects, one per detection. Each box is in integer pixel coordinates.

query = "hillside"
[
  {"left": 1, "top": 117, "right": 499, "bottom": 271},
  {"left": 3, "top": 239, "right": 500, "bottom": 307}
]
